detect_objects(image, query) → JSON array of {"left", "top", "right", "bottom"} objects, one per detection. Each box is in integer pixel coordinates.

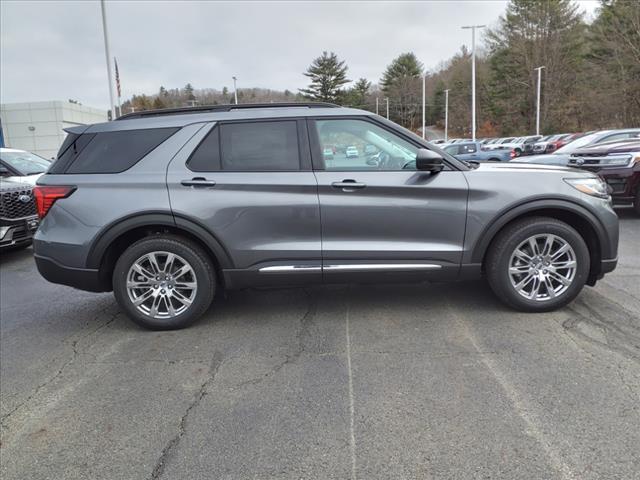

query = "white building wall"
[{"left": 0, "top": 101, "right": 107, "bottom": 159}]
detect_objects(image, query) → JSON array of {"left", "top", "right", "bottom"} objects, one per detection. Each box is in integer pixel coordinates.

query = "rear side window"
[
  {"left": 65, "top": 127, "right": 179, "bottom": 174},
  {"left": 48, "top": 132, "right": 96, "bottom": 174},
  {"left": 220, "top": 121, "right": 300, "bottom": 171},
  {"left": 188, "top": 127, "right": 221, "bottom": 171}
]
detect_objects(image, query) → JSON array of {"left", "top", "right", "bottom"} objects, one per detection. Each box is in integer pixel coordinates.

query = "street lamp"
[
  {"left": 422, "top": 74, "right": 426, "bottom": 139},
  {"left": 385, "top": 97, "right": 389, "bottom": 120},
  {"left": 232, "top": 76, "right": 238, "bottom": 104},
  {"left": 376, "top": 97, "right": 379, "bottom": 115},
  {"left": 534, "top": 66, "right": 545, "bottom": 135},
  {"left": 444, "top": 89, "right": 450, "bottom": 142},
  {"left": 461, "top": 24, "right": 485, "bottom": 141}
]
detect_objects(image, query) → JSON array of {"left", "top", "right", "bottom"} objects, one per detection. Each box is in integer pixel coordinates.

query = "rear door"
[
  {"left": 309, "top": 117, "right": 468, "bottom": 283},
  {"left": 455, "top": 143, "right": 479, "bottom": 161},
  {"left": 166, "top": 119, "right": 321, "bottom": 288}
]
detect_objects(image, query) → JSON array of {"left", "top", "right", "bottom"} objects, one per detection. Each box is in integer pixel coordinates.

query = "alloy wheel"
[
  {"left": 126, "top": 251, "right": 198, "bottom": 319},
  {"left": 508, "top": 234, "right": 577, "bottom": 302}
]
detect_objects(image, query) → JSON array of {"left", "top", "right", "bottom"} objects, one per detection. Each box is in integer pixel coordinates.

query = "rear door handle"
[
  {"left": 181, "top": 177, "right": 216, "bottom": 188},
  {"left": 332, "top": 180, "right": 366, "bottom": 191}
]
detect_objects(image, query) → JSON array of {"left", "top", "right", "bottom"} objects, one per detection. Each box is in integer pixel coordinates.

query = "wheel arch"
[
  {"left": 472, "top": 199, "right": 611, "bottom": 284},
  {"left": 86, "top": 212, "right": 233, "bottom": 290}
]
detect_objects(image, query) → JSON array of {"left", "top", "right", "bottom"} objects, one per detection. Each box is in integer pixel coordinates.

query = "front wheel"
[
  {"left": 486, "top": 217, "right": 590, "bottom": 312},
  {"left": 113, "top": 235, "right": 216, "bottom": 330}
]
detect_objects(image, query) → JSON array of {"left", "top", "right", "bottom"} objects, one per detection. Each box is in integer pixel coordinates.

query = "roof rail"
[{"left": 116, "top": 102, "right": 340, "bottom": 121}]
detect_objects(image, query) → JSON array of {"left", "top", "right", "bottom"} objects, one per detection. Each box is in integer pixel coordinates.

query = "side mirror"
[{"left": 415, "top": 149, "right": 444, "bottom": 173}]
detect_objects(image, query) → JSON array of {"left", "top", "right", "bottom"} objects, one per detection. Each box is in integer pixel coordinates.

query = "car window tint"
[
  {"left": 188, "top": 127, "right": 221, "bottom": 171},
  {"left": 66, "top": 128, "right": 179, "bottom": 174},
  {"left": 48, "top": 133, "right": 96, "bottom": 174},
  {"left": 220, "top": 121, "right": 300, "bottom": 171},
  {"left": 315, "top": 119, "right": 419, "bottom": 171},
  {"left": 460, "top": 144, "right": 476, "bottom": 154}
]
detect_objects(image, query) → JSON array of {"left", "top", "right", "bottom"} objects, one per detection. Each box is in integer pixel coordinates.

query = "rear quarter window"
[{"left": 65, "top": 127, "right": 179, "bottom": 174}]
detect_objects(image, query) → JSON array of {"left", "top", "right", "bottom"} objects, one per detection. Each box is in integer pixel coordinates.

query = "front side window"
[
  {"left": 314, "top": 119, "right": 419, "bottom": 171},
  {"left": 444, "top": 145, "right": 459, "bottom": 155},
  {"left": 459, "top": 143, "right": 477, "bottom": 154},
  {"left": 220, "top": 121, "right": 300, "bottom": 171}
]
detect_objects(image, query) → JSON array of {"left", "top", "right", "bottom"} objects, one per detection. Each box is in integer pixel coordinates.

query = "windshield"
[
  {"left": 0, "top": 151, "right": 50, "bottom": 175},
  {"left": 555, "top": 132, "right": 604, "bottom": 154}
]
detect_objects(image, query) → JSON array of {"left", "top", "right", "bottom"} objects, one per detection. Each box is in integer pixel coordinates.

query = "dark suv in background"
[
  {"left": 0, "top": 179, "right": 39, "bottom": 250},
  {"left": 33, "top": 103, "right": 618, "bottom": 329}
]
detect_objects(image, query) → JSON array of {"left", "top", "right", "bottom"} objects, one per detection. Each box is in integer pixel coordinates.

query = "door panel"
[
  {"left": 166, "top": 121, "right": 321, "bottom": 287},
  {"left": 315, "top": 170, "right": 468, "bottom": 268}
]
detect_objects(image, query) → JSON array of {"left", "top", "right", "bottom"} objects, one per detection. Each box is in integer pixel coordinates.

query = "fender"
[
  {"left": 469, "top": 198, "right": 612, "bottom": 264},
  {"left": 86, "top": 211, "right": 233, "bottom": 270}
]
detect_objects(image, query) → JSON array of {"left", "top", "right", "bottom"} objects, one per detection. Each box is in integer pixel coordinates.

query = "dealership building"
[{"left": 0, "top": 101, "right": 107, "bottom": 159}]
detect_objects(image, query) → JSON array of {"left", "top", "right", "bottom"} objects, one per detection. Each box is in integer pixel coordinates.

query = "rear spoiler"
[{"left": 64, "top": 125, "right": 90, "bottom": 135}]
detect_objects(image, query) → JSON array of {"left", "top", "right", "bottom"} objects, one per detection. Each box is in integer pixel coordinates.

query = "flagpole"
[
  {"left": 100, "top": 0, "right": 116, "bottom": 120},
  {"left": 114, "top": 57, "right": 122, "bottom": 118}
]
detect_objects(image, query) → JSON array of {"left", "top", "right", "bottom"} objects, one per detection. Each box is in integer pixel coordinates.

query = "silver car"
[{"left": 32, "top": 103, "right": 619, "bottom": 329}]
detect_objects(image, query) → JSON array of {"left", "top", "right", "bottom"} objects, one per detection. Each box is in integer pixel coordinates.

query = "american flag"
[{"left": 114, "top": 57, "right": 121, "bottom": 98}]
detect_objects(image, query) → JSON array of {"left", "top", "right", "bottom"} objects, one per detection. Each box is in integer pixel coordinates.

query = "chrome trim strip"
[
  {"left": 259, "top": 265, "right": 322, "bottom": 273},
  {"left": 323, "top": 263, "right": 442, "bottom": 272}
]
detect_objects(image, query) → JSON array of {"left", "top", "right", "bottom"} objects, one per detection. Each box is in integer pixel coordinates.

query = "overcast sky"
[{"left": 1, "top": 0, "right": 599, "bottom": 110}]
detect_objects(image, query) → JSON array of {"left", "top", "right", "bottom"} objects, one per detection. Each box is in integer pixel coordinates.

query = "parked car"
[
  {"left": 443, "top": 141, "right": 513, "bottom": 162},
  {"left": 0, "top": 179, "right": 39, "bottom": 250},
  {"left": 495, "top": 135, "right": 542, "bottom": 156},
  {"left": 567, "top": 140, "right": 640, "bottom": 215},
  {"left": 345, "top": 146, "right": 359, "bottom": 158},
  {"left": 515, "top": 129, "right": 640, "bottom": 166},
  {"left": 532, "top": 134, "right": 571, "bottom": 155},
  {"left": 322, "top": 147, "right": 334, "bottom": 159},
  {"left": 0, "top": 148, "right": 51, "bottom": 185},
  {"left": 33, "top": 102, "right": 618, "bottom": 330}
]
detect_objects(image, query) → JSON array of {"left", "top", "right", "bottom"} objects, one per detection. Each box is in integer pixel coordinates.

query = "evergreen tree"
[
  {"left": 183, "top": 83, "right": 196, "bottom": 101},
  {"left": 352, "top": 78, "right": 371, "bottom": 106},
  {"left": 380, "top": 53, "right": 423, "bottom": 128},
  {"left": 300, "top": 51, "right": 350, "bottom": 102}
]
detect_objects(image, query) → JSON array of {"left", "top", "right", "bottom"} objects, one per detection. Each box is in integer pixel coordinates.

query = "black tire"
[
  {"left": 634, "top": 189, "right": 640, "bottom": 216},
  {"left": 487, "top": 158, "right": 501, "bottom": 162},
  {"left": 113, "top": 234, "right": 216, "bottom": 330},
  {"left": 486, "top": 216, "right": 590, "bottom": 312}
]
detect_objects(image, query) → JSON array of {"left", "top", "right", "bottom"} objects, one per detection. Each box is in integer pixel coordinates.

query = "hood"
[
  {"left": 511, "top": 153, "right": 571, "bottom": 166},
  {"left": 0, "top": 178, "right": 33, "bottom": 192},
  {"left": 571, "top": 140, "right": 640, "bottom": 156},
  {"left": 3, "top": 173, "right": 42, "bottom": 185},
  {"left": 474, "top": 161, "right": 592, "bottom": 176}
]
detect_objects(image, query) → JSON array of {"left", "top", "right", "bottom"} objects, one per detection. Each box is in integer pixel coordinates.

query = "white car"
[
  {"left": 345, "top": 146, "right": 359, "bottom": 158},
  {"left": 0, "top": 148, "right": 51, "bottom": 185}
]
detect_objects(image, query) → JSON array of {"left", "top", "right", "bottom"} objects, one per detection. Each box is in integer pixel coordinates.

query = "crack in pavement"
[
  {"left": 235, "top": 290, "right": 317, "bottom": 388},
  {"left": 150, "top": 351, "right": 225, "bottom": 480},
  {"left": 0, "top": 306, "right": 120, "bottom": 428}
]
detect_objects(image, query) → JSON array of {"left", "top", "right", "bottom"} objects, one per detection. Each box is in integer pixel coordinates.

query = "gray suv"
[{"left": 32, "top": 103, "right": 619, "bottom": 330}]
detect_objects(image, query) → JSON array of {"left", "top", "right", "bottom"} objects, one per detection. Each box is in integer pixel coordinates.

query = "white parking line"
[
  {"left": 450, "top": 306, "right": 578, "bottom": 480},
  {"left": 345, "top": 296, "right": 357, "bottom": 480}
]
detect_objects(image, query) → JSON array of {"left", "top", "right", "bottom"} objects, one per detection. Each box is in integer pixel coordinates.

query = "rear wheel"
[
  {"left": 486, "top": 217, "right": 590, "bottom": 312},
  {"left": 113, "top": 235, "right": 216, "bottom": 330}
]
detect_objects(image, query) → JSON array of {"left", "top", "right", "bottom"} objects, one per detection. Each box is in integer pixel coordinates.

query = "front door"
[{"left": 309, "top": 117, "right": 468, "bottom": 283}]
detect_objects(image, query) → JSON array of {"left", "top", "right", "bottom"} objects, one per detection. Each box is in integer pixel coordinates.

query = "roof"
[{"left": 80, "top": 103, "right": 374, "bottom": 134}]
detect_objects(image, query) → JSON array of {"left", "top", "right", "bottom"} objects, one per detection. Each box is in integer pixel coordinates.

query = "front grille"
[
  {"left": 0, "top": 188, "right": 37, "bottom": 219},
  {"left": 568, "top": 154, "right": 632, "bottom": 167}
]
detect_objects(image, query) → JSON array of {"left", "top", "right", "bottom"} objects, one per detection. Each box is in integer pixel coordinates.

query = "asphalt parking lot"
[{"left": 1, "top": 210, "right": 638, "bottom": 480}]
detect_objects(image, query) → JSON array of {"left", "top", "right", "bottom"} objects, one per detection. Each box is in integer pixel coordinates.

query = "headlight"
[{"left": 564, "top": 177, "right": 610, "bottom": 199}]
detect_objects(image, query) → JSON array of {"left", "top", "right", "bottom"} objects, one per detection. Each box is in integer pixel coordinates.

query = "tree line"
[{"left": 121, "top": 0, "right": 639, "bottom": 136}]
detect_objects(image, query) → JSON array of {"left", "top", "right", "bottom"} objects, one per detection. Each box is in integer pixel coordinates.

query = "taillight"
[
  {"left": 510, "top": 149, "right": 517, "bottom": 159},
  {"left": 33, "top": 185, "right": 76, "bottom": 219}
]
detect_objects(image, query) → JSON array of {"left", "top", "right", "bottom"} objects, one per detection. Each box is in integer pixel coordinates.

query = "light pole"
[
  {"left": 375, "top": 97, "right": 379, "bottom": 115},
  {"left": 535, "top": 66, "right": 545, "bottom": 135},
  {"left": 461, "top": 24, "right": 485, "bottom": 141},
  {"left": 100, "top": 0, "right": 116, "bottom": 120},
  {"left": 444, "top": 89, "right": 449, "bottom": 142},
  {"left": 385, "top": 97, "right": 389, "bottom": 120},
  {"left": 232, "top": 76, "right": 238, "bottom": 104},
  {"left": 422, "top": 74, "right": 426, "bottom": 139}
]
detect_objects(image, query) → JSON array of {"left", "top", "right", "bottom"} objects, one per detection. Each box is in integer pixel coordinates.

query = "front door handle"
[
  {"left": 332, "top": 180, "right": 366, "bottom": 191},
  {"left": 181, "top": 177, "right": 216, "bottom": 188}
]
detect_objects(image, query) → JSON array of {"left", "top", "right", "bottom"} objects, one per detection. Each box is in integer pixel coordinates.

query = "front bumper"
[{"left": 0, "top": 215, "right": 39, "bottom": 249}]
